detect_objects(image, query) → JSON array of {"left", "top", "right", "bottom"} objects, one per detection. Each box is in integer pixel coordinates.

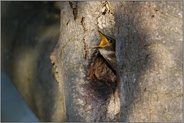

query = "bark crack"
[
  {"left": 69, "top": 1, "right": 78, "bottom": 20},
  {"left": 81, "top": 17, "right": 87, "bottom": 32},
  {"left": 81, "top": 17, "right": 89, "bottom": 60},
  {"left": 83, "top": 37, "right": 89, "bottom": 60}
]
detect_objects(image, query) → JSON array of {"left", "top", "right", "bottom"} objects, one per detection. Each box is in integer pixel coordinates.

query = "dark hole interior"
[{"left": 87, "top": 50, "right": 117, "bottom": 100}]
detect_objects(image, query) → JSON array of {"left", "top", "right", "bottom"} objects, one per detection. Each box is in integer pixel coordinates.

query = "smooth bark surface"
[{"left": 115, "top": 2, "right": 182, "bottom": 122}]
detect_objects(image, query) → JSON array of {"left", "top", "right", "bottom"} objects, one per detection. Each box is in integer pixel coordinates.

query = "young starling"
[{"left": 93, "top": 31, "right": 117, "bottom": 72}]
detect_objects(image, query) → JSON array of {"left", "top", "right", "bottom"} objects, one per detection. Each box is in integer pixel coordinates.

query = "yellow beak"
[{"left": 93, "top": 31, "right": 109, "bottom": 48}]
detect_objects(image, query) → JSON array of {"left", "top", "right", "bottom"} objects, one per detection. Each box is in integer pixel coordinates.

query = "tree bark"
[
  {"left": 51, "top": 1, "right": 182, "bottom": 122},
  {"left": 51, "top": 1, "right": 120, "bottom": 122},
  {"left": 2, "top": 1, "right": 182, "bottom": 122},
  {"left": 115, "top": 1, "right": 183, "bottom": 122}
]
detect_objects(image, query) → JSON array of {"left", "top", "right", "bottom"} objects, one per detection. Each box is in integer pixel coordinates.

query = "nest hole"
[{"left": 87, "top": 50, "right": 117, "bottom": 100}]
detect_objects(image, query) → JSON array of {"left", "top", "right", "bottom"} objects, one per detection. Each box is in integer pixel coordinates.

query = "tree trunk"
[
  {"left": 115, "top": 2, "right": 182, "bottom": 122},
  {"left": 2, "top": 1, "right": 182, "bottom": 122},
  {"left": 51, "top": 1, "right": 182, "bottom": 122},
  {"left": 51, "top": 1, "right": 120, "bottom": 122}
]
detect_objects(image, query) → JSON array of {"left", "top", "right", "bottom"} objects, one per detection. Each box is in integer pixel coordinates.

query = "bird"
[{"left": 93, "top": 30, "right": 117, "bottom": 72}]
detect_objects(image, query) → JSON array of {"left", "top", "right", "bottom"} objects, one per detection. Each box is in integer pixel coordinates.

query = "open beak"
[{"left": 93, "top": 31, "right": 109, "bottom": 49}]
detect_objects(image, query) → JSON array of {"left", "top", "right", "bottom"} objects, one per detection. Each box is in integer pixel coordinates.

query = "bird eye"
[{"left": 109, "top": 39, "right": 113, "bottom": 43}]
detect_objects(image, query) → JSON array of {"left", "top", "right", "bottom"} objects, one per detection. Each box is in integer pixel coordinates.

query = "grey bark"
[
  {"left": 1, "top": 1, "right": 183, "bottom": 122},
  {"left": 52, "top": 1, "right": 182, "bottom": 122},
  {"left": 51, "top": 1, "right": 119, "bottom": 122},
  {"left": 115, "top": 2, "right": 183, "bottom": 122}
]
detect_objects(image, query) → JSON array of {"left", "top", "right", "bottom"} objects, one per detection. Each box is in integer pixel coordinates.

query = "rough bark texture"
[
  {"left": 51, "top": 1, "right": 120, "bottom": 121},
  {"left": 1, "top": 1, "right": 183, "bottom": 122}
]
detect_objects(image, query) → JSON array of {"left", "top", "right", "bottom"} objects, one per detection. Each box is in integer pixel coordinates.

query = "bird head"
[{"left": 93, "top": 30, "right": 115, "bottom": 50}]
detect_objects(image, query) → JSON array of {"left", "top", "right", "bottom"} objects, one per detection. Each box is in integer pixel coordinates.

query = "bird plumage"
[{"left": 93, "top": 31, "right": 117, "bottom": 72}]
